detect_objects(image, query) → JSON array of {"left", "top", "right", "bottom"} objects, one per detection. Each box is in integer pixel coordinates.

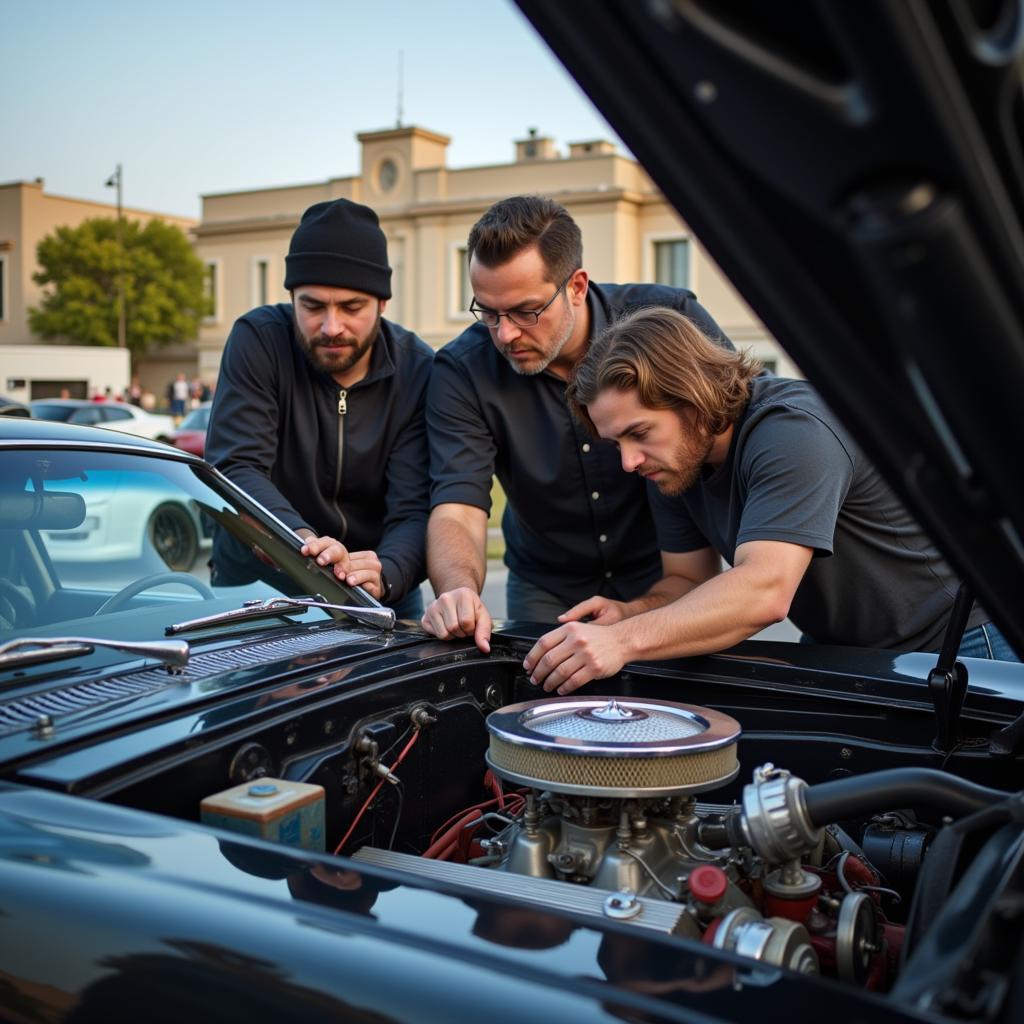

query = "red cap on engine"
[{"left": 689, "top": 864, "right": 728, "bottom": 904}]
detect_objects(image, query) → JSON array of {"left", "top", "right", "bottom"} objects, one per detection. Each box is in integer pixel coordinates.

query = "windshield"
[{"left": 0, "top": 446, "right": 364, "bottom": 668}]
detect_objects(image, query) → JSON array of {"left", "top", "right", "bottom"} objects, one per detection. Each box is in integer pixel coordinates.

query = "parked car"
[
  {"left": 0, "top": 394, "right": 30, "bottom": 418},
  {"left": 2, "top": 4, "right": 1024, "bottom": 1022},
  {"left": 30, "top": 397, "right": 176, "bottom": 443},
  {"left": 168, "top": 400, "right": 211, "bottom": 457},
  {"left": 41, "top": 467, "right": 210, "bottom": 572}
]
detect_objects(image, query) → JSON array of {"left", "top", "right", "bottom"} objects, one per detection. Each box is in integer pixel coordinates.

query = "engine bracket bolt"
[{"left": 604, "top": 890, "right": 642, "bottom": 920}]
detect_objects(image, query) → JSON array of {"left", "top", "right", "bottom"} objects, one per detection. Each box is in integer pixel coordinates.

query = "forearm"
[
  {"left": 618, "top": 575, "right": 695, "bottom": 618},
  {"left": 427, "top": 505, "right": 487, "bottom": 594},
  {"left": 613, "top": 563, "right": 789, "bottom": 661}
]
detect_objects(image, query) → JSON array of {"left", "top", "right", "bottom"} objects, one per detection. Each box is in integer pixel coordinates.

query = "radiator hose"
[
  {"left": 802, "top": 768, "right": 1011, "bottom": 825},
  {"left": 698, "top": 768, "right": 1012, "bottom": 853}
]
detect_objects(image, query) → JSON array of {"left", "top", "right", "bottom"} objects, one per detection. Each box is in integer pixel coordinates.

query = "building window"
[
  {"left": 449, "top": 244, "right": 472, "bottom": 318},
  {"left": 204, "top": 260, "right": 221, "bottom": 323},
  {"left": 253, "top": 257, "right": 270, "bottom": 306},
  {"left": 653, "top": 238, "right": 690, "bottom": 289},
  {"left": 0, "top": 253, "right": 7, "bottom": 321},
  {"left": 378, "top": 158, "right": 398, "bottom": 192}
]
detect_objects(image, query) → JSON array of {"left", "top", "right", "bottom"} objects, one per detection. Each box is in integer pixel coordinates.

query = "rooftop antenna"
[{"left": 396, "top": 50, "right": 404, "bottom": 128}]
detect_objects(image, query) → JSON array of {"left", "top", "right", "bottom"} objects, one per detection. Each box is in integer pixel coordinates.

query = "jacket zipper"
[{"left": 333, "top": 388, "right": 349, "bottom": 539}]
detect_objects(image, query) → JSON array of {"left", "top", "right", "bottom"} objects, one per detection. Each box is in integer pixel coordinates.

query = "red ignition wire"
[
  {"left": 428, "top": 785, "right": 527, "bottom": 847},
  {"left": 429, "top": 795, "right": 504, "bottom": 846},
  {"left": 334, "top": 728, "right": 421, "bottom": 855},
  {"left": 484, "top": 769, "right": 505, "bottom": 809},
  {"left": 423, "top": 793, "right": 526, "bottom": 860}
]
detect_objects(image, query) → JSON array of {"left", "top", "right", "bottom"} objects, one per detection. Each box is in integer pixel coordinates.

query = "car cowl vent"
[{"left": 0, "top": 625, "right": 375, "bottom": 736}]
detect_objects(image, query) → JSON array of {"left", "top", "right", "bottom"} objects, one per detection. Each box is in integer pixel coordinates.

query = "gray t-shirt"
[{"left": 649, "top": 375, "right": 984, "bottom": 651}]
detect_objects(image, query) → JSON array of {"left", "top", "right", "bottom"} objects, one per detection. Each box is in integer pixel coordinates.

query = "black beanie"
[{"left": 284, "top": 199, "right": 392, "bottom": 298}]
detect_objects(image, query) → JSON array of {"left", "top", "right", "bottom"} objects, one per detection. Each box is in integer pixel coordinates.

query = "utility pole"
[{"left": 105, "top": 164, "right": 126, "bottom": 349}]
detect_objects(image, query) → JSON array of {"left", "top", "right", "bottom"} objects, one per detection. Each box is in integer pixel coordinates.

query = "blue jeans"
[
  {"left": 956, "top": 622, "right": 1019, "bottom": 662},
  {"left": 505, "top": 571, "right": 569, "bottom": 623},
  {"left": 800, "top": 622, "right": 1019, "bottom": 662}
]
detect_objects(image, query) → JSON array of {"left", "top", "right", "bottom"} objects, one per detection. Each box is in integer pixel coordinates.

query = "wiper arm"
[
  {"left": 267, "top": 596, "right": 396, "bottom": 631},
  {"left": 166, "top": 598, "right": 310, "bottom": 636},
  {"left": 0, "top": 637, "right": 190, "bottom": 672},
  {"left": 166, "top": 596, "right": 395, "bottom": 636}
]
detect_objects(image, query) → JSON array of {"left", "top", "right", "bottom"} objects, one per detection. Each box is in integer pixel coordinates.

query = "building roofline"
[
  {"left": 201, "top": 177, "right": 356, "bottom": 201},
  {"left": 0, "top": 179, "right": 196, "bottom": 224},
  {"left": 196, "top": 187, "right": 659, "bottom": 236},
  {"left": 357, "top": 125, "right": 451, "bottom": 146},
  {"left": 194, "top": 214, "right": 302, "bottom": 238}
]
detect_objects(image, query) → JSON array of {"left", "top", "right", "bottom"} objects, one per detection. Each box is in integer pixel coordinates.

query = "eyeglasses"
[{"left": 469, "top": 271, "right": 574, "bottom": 329}]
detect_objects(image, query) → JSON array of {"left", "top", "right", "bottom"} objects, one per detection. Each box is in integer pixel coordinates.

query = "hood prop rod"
[{"left": 928, "top": 583, "right": 973, "bottom": 755}]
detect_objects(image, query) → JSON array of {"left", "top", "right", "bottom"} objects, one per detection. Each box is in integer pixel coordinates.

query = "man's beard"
[
  {"left": 647, "top": 429, "right": 714, "bottom": 496},
  {"left": 499, "top": 304, "right": 574, "bottom": 376},
  {"left": 295, "top": 312, "right": 381, "bottom": 378}
]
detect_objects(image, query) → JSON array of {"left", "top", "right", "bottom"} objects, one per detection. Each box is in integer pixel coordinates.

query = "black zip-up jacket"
[{"left": 206, "top": 303, "right": 433, "bottom": 601}]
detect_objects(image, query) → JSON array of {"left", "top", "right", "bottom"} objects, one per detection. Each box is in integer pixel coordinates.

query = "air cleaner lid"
[{"left": 486, "top": 696, "right": 741, "bottom": 797}]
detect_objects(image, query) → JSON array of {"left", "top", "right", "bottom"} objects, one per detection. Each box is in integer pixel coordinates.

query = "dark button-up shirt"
[{"left": 427, "top": 282, "right": 731, "bottom": 607}]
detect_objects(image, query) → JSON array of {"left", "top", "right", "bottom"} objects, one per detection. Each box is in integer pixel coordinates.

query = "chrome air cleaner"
[{"left": 486, "top": 696, "right": 741, "bottom": 797}]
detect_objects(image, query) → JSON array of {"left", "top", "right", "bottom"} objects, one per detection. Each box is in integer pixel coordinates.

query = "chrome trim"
[{"left": 486, "top": 696, "right": 742, "bottom": 757}]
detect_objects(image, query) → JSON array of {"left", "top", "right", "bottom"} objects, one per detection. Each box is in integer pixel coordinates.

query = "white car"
[
  {"left": 41, "top": 468, "right": 210, "bottom": 571},
  {"left": 31, "top": 398, "right": 176, "bottom": 442}
]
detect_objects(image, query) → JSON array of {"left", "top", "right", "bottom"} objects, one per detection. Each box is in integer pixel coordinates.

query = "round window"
[{"left": 378, "top": 158, "right": 398, "bottom": 192}]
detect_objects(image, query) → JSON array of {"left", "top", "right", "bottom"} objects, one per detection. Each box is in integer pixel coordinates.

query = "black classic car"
[{"left": 4, "top": 3, "right": 1024, "bottom": 1022}]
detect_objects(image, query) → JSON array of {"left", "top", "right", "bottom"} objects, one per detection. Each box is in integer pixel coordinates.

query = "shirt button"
[
  {"left": 582, "top": 443, "right": 591, "bottom": 453},
  {"left": 604, "top": 571, "right": 612, "bottom": 579},
  {"left": 599, "top": 534, "right": 608, "bottom": 543},
  {"left": 591, "top": 491, "right": 600, "bottom": 500}
]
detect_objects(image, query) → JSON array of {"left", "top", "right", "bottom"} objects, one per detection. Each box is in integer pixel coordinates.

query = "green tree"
[{"left": 29, "top": 217, "right": 207, "bottom": 358}]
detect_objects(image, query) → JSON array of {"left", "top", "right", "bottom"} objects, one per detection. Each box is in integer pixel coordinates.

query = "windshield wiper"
[
  {"left": 166, "top": 595, "right": 395, "bottom": 636},
  {"left": 0, "top": 637, "right": 190, "bottom": 672}
]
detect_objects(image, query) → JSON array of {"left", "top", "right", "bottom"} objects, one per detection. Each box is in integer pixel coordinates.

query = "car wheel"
[{"left": 148, "top": 502, "right": 200, "bottom": 571}]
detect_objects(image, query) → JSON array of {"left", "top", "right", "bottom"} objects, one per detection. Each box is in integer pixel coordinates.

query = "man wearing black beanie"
[{"left": 206, "top": 198, "right": 433, "bottom": 614}]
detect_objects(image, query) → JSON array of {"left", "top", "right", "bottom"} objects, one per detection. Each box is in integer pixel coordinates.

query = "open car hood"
[{"left": 514, "top": 0, "right": 1024, "bottom": 657}]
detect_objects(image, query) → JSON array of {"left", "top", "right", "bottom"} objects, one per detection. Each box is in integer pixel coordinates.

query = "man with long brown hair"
[{"left": 523, "top": 307, "right": 1015, "bottom": 694}]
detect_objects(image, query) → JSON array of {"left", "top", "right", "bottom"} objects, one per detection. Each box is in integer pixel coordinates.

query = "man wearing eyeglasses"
[{"left": 422, "top": 195, "right": 731, "bottom": 651}]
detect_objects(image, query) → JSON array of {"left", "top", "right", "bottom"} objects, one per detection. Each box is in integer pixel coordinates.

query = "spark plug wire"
[{"left": 334, "top": 727, "right": 421, "bottom": 855}]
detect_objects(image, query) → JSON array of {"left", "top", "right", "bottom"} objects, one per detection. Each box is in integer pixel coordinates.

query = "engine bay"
[
  {"left": 16, "top": 648, "right": 1024, "bottom": 1016},
  {"left": 353, "top": 695, "right": 908, "bottom": 986}
]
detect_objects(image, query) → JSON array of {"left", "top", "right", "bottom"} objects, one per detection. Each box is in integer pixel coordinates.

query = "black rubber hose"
[{"left": 803, "top": 768, "right": 1012, "bottom": 826}]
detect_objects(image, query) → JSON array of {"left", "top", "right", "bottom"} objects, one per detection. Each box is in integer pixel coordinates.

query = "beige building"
[
  {"left": 0, "top": 180, "right": 198, "bottom": 396},
  {"left": 195, "top": 125, "right": 793, "bottom": 380},
  {"left": 2, "top": 127, "right": 793, "bottom": 399}
]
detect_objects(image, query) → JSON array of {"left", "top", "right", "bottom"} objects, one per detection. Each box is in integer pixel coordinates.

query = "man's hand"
[
  {"left": 421, "top": 587, "right": 492, "bottom": 654},
  {"left": 301, "top": 535, "right": 383, "bottom": 599},
  {"left": 558, "top": 595, "right": 629, "bottom": 625},
  {"left": 523, "top": 621, "right": 627, "bottom": 695}
]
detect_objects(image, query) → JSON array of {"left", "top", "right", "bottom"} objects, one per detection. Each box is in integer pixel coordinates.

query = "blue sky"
[{"left": 0, "top": 0, "right": 621, "bottom": 218}]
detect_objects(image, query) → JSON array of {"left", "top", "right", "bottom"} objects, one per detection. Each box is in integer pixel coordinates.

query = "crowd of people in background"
[{"left": 81, "top": 372, "right": 213, "bottom": 422}]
